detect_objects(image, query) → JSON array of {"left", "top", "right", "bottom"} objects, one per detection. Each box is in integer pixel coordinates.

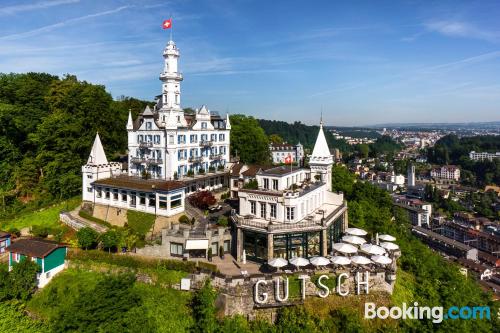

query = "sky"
[{"left": 1, "top": 0, "right": 500, "bottom": 126}]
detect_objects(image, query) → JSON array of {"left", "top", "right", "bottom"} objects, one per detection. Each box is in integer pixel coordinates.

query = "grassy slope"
[
  {"left": 0, "top": 197, "right": 80, "bottom": 231},
  {"left": 27, "top": 268, "right": 193, "bottom": 332}
]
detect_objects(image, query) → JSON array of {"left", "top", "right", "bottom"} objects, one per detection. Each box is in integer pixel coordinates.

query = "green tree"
[
  {"left": 268, "top": 134, "right": 284, "bottom": 144},
  {"left": 191, "top": 280, "right": 218, "bottom": 333},
  {"left": 230, "top": 114, "right": 270, "bottom": 164},
  {"left": 9, "top": 259, "right": 39, "bottom": 301},
  {"left": 76, "top": 227, "right": 99, "bottom": 250},
  {"left": 100, "top": 229, "right": 122, "bottom": 253},
  {"left": 331, "top": 165, "right": 355, "bottom": 197}
]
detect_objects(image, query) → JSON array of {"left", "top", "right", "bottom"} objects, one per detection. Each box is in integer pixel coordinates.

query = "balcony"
[
  {"left": 131, "top": 157, "right": 163, "bottom": 165},
  {"left": 139, "top": 142, "right": 153, "bottom": 148},
  {"left": 159, "top": 72, "right": 183, "bottom": 80},
  {"left": 210, "top": 153, "right": 224, "bottom": 160},
  {"left": 147, "top": 158, "right": 163, "bottom": 165},
  {"left": 189, "top": 156, "right": 203, "bottom": 163},
  {"left": 199, "top": 140, "right": 213, "bottom": 147}
]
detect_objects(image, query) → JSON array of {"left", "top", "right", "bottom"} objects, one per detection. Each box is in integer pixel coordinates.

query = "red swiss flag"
[
  {"left": 162, "top": 19, "right": 172, "bottom": 29},
  {"left": 285, "top": 154, "right": 292, "bottom": 164}
]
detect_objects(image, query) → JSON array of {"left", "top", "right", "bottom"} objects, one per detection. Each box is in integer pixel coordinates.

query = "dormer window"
[
  {"left": 146, "top": 122, "right": 152, "bottom": 130},
  {"left": 201, "top": 122, "right": 207, "bottom": 129}
]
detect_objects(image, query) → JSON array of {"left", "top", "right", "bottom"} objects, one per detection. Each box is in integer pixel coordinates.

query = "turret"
[{"left": 309, "top": 119, "right": 334, "bottom": 191}]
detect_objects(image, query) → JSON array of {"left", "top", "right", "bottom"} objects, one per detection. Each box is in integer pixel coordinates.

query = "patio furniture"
[
  {"left": 345, "top": 227, "right": 368, "bottom": 236},
  {"left": 332, "top": 242, "right": 358, "bottom": 254},
  {"left": 342, "top": 235, "right": 366, "bottom": 245},
  {"left": 360, "top": 243, "right": 386, "bottom": 256}
]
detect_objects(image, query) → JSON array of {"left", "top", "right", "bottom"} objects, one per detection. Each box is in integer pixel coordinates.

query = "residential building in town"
[
  {"left": 393, "top": 196, "right": 432, "bottom": 227},
  {"left": 430, "top": 165, "right": 460, "bottom": 181},
  {"left": 0, "top": 231, "right": 11, "bottom": 254},
  {"left": 269, "top": 142, "right": 304, "bottom": 164},
  {"left": 469, "top": 151, "right": 500, "bottom": 161},
  {"left": 7, "top": 239, "right": 67, "bottom": 288},
  {"left": 231, "top": 121, "right": 348, "bottom": 262}
]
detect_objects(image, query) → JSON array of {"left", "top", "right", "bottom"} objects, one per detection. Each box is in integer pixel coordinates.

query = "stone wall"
[{"left": 189, "top": 269, "right": 395, "bottom": 320}]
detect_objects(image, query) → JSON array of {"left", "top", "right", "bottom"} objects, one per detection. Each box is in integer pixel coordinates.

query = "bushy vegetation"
[
  {"left": 0, "top": 73, "right": 151, "bottom": 215},
  {"left": 230, "top": 115, "right": 270, "bottom": 164},
  {"left": 188, "top": 191, "right": 216, "bottom": 210}
]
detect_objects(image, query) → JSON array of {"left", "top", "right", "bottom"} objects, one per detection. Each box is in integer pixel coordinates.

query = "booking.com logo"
[{"left": 365, "top": 302, "right": 492, "bottom": 323}]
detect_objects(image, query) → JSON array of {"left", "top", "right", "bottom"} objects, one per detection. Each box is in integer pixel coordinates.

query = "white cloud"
[
  {"left": 425, "top": 20, "right": 500, "bottom": 43},
  {"left": 0, "top": 0, "right": 80, "bottom": 16},
  {"left": 0, "top": 5, "right": 131, "bottom": 41}
]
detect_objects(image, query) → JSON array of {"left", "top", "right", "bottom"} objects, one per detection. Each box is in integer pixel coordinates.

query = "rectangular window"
[
  {"left": 105, "top": 189, "right": 110, "bottom": 199},
  {"left": 96, "top": 187, "right": 102, "bottom": 198},
  {"left": 211, "top": 242, "right": 218, "bottom": 256},
  {"left": 223, "top": 240, "right": 230, "bottom": 253},
  {"left": 130, "top": 192, "right": 137, "bottom": 207},
  {"left": 211, "top": 134, "right": 217, "bottom": 142},
  {"left": 270, "top": 204, "right": 277, "bottom": 218},
  {"left": 250, "top": 201, "right": 256, "bottom": 215},
  {"left": 148, "top": 194, "right": 156, "bottom": 207},
  {"left": 87, "top": 175, "right": 92, "bottom": 179},
  {"left": 286, "top": 207, "right": 295, "bottom": 221},
  {"left": 170, "top": 242, "right": 183, "bottom": 256},
  {"left": 273, "top": 179, "right": 278, "bottom": 190},
  {"left": 121, "top": 191, "right": 127, "bottom": 202},
  {"left": 159, "top": 196, "right": 167, "bottom": 209},
  {"left": 263, "top": 178, "right": 269, "bottom": 189},
  {"left": 170, "top": 193, "right": 182, "bottom": 209},
  {"left": 87, "top": 187, "right": 92, "bottom": 193},
  {"left": 146, "top": 122, "right": 152, "bottom": 130},
  {"left": 113, "top": 189, "right": 118, "bottom": 200},
  {"left": 260, "top": 202, "right": 266, "bottom": 218},
  {"left": 219, "top": 134, "right": 225, "bottom": 141},
  {"left": 139, "top": 192, "right": 146, "bottom": 205}
]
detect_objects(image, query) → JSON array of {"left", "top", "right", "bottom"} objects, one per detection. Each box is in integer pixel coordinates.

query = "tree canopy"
[{"left": 230, "top": 114, "right": 270, "bottom": 164}]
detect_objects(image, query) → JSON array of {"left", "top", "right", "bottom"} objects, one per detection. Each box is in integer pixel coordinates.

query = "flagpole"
[{"left": 170, "top": 14, "right": 173, "bottom": 41}]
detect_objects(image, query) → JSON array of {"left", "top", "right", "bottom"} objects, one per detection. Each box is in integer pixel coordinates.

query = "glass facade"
[
  {"left": 273, "top": 232, "right": 322, "bottom": 259},
  {"left": 327, "top": 215, "right": 345, "bottom": 255},
  {"left": 243, "top": 231, "right": 268, "bottom": 262}
]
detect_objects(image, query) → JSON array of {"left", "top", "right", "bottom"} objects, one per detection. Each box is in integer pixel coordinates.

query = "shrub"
[
  {"left": 30, "top": 225, "right": 51, "bottom": 238},
  {"left": 76, "top": 227, "right": 99, "bottom": 250},
  {"left": 208, "top": 166, "right": 215, "bottom": 173},
  {"left": 243, "top": 180, "right": 258, "bottom": 189},
  {"left": 7, "top": 227, "right": 21, "bottom": 237},
  {"left": 198, "top": 261, "right": 219, "bottom": 273},
  {"left": 178, "top": 215, "right": 190, "bottom": 224},
  {"left": 188, "top": 191, "right": 216, "bottom": 210},
  {"left": 100, "top": 230, "right": 122, "bottom": 253},
  {"left": 217, "top": 216, "right": 228, "bottom": 227},
  {"left": 67, "top": 250, "right": 197, "bottom": 272},
  {"left": 187, "top": 169, "right": 194, "bottom": 177}
]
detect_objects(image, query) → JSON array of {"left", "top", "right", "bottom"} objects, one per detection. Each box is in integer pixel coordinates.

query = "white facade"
[
  {"left": 269, "top": 143, "right": 304, "bottom": 164},
  {"left": 407, "top": 164, "right": 415, "bottom": 187},
  {"left": 469, "top": 151, "right": 500, "bottom": 161},
  {"left": 431, "top": 165, "right": 460, "bottom": 181},
  {"left": 127, "top": 39, "right": 231, "bottom": 180},
  {"left": 82, "top": 133, "right": 122, "bottom": 202},
  {"left": 237, "top": 123, "right": 343, "bottom": 224}
]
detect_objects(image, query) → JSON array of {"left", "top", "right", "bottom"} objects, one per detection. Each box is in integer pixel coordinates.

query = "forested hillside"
[
  {"left": 0, "top": 73, "right": 150, "bottom": 216},
  {"left": 427, "top": 134, "right": 500, "bottom": 186},
  {"left": 258, "top": 119, "right": 352, "bottom": 152}
]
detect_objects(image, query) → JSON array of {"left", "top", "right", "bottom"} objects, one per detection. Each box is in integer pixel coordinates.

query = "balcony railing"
[
  {"left": 139, "top": 142, "right": 153, "bottom": 148},
  {"left": 189, "top": 155, "right": 203, "bottom": 163},
  {"left": 131, "top": 157, "right": 163, "bottom": 165},
  {"left": 210, "top": 153, "right": 224, "bottom": 160},
  {"left": 199, "top": 140, "right": 213, "bottom": 147}
]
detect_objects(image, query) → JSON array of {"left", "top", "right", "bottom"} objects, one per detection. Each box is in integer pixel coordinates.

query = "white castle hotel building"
[{"left": 82, "top": 37, "right": 230, "bottom": 217}]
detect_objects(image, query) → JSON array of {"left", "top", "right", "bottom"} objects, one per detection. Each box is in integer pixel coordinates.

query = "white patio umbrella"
[
  {"left": 350, "top": 256, "right": 372, "bottom": 265},
  {"left": 330, "top": 256, "right": 351, "bottom": 266},
  {"left": 360, "top": 243, "right": 386, "bottom": 256},
  {"left": 342, "top": 235, "right": 367, "bottom": 245},
  {"left": 379, "top": 234, "right": 396, "bottom": 242},
  {"left": 309, "top": 256, "right": 330, "bottom": 267},
  {"left": 289, "top": 257, "right": 310, "bottom": 268},
  {"left": 332, "top": 242, "right": 358, "bottom": 254},
  {"left": 345, "top": 227, "right": 368, "bottom": 236},
  {"left": 268, "top": 257, "right": 288, "bottom": 268},
  {"left": 371, "top": 255, "right": 392, "bottom": 265},
  {"left": 380, "top": 242, "right": 399, "bottom": 251}
]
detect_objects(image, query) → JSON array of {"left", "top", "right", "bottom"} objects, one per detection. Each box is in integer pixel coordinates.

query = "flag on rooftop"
[{"left": 162, "top": 19, "right": 172, "bottom": 29}]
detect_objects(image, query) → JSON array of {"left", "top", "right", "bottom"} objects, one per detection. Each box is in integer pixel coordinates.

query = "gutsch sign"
[{"left": 254, "top": 271, "right": 373, "bottom": 305}]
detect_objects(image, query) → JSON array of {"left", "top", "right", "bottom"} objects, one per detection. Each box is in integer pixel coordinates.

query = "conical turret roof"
[{"left": 87, "top": 133, "right": 108, "bottom": 165}]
